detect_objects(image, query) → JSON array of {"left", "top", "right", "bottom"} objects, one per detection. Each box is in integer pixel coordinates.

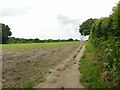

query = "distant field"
[
  {"left": 2, "top": 42, "right": 78, "bottom": 51},
  {"left": 2, "top": 41, "right": 82, "bottom": 88},
  {"left": 0, "top": 42, "right": 76, "bottom": 50}
]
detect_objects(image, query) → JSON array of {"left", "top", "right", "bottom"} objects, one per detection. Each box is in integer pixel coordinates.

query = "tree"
[
  {"left": 79, "top": 18, "right": 97, "bottom": 36},
  {"left": 34, "top": 38, "right": 40, "bottom": 43},
  {"left": 68, "top": 38, "right": 73, "bottom": 41},
  {"left": 0, "top": 23, "right": 12, "bottom": 44}
]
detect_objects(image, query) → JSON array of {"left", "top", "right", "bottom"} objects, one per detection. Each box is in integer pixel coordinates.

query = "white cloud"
[
  {"left": 0, "top": 7, "right": 30, "bottom": 17},
  {"left": 0, "top": 0, "right": 118, "bottom": 40}
]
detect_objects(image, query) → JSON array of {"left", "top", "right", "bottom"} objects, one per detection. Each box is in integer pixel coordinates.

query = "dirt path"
[{"left": 35, "top": 44, "right": 85, "bottom": 88}]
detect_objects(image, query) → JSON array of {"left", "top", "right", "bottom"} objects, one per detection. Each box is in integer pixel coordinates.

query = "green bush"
[
  {"left": 89, "top": 2, "right": 120, "bottom": 88},
  {"left": 80, "top": 1, "right": 120, "bottom": 88}
]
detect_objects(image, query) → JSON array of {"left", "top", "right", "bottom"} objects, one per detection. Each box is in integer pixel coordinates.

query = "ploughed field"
[{"left": 2, "top": 42, "right": 82, "bottom": 88}]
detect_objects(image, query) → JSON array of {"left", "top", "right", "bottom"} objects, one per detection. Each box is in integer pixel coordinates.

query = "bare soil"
[
  {"left": 2, "top": 42, "right": 84, "bottom": 88},
  {"left": 35, "top": 44, "right": 85, "bottom": 88}
]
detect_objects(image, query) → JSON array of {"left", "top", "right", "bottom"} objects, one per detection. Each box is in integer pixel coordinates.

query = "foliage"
[
  {"left": 80, "top": 1, "right": 120, "bottom": 88},
  {"left": 68, "top": 38, "right": 74, "bottom": 41},
  {"left": 79, "top": 18, "right": 97, "bottom": 36},
  {"left": 89, "top": 2, "right": 120, "bottom": 88},
  {"left": 34, "top": 38, "right": 40, "bottom": 43},
  {"left": 7, "top": 37, "right": 77, "bottom": 44},
  {"left": 0, "top": 23, "right": 12, "bottom": 44}
]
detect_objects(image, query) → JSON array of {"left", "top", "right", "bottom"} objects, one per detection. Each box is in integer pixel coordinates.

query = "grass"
[
  {"left": 79, "top": 40, "right": 109, "bottom": 88},
  {"left": 1, "top": 41, "right": 79, "bottom": 51}
]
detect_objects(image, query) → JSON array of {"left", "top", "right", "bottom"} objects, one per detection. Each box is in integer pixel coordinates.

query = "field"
[{"left": 2, "top": 41, "right": 83, "bottom": 88}]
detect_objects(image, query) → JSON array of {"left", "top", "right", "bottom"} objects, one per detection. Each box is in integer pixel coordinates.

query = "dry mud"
[{"left": 35, "top": 44, "right": 85, "bottom": 88}]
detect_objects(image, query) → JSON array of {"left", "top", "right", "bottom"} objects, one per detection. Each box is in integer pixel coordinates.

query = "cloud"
[
  {"left": 0, "top": 0, "right": 118, "bottom": 40},
  {"left": 0, "top": 6, "right": 30, "bottom": 18},
  {"left": 57, "top": 15, "right": 81, "bottom": 25},
  {"left": 55, "top": 15, "right": 81, "bottom": 39}
]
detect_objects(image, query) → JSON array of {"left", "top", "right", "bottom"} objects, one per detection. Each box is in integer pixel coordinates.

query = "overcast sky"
[{"left": 0, "top": 0, "right": 118, "bottom": 40}]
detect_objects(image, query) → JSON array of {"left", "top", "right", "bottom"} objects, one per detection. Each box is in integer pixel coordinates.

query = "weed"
[{"left": 24, "top": 80, "right": 34, "bottom": 88}]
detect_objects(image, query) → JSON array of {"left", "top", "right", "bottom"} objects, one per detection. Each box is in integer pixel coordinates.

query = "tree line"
[
  {"left": 79, "top": 1, "right": 120, "bottom": 88},
  {"left": 0, "top": 23, "right": 79, "bottom": 44},
  {"left": 7, "top": 37, "right": 78, "bottom": 44}
]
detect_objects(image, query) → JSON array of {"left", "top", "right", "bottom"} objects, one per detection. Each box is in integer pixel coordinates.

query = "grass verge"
[{"left": 79, "top": 40, "right": 109, "bottom": 88}]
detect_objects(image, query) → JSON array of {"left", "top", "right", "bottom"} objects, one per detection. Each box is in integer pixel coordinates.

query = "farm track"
[
  {"left": 35, "top": 44, "right": 85, "bottom": 88},
  {"left": 2, "top": 42, "right": 83, "bottom": 88}
]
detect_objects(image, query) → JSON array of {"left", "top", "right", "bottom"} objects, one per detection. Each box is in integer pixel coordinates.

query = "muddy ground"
[{"left": 2, "top": 42, "right": 83, "bottom": 88}]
